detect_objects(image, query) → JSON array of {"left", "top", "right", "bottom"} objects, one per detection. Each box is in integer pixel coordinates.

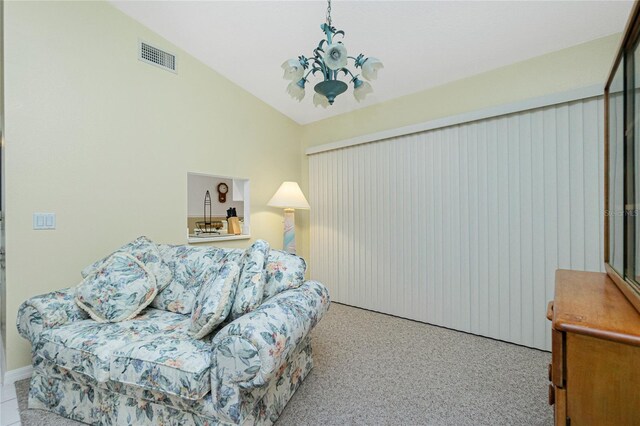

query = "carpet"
[{"left": 17, "top": 303, "right": 553, "bottom": 425}]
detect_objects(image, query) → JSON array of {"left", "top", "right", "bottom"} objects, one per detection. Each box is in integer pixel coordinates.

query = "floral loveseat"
[{"left": 17, "top": 238, "right": 330, "bottom": 425}]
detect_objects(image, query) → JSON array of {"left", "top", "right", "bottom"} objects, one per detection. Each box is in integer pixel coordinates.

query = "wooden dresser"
[{"left": 547, "top": 270, "right": 640, "bottom": 425}]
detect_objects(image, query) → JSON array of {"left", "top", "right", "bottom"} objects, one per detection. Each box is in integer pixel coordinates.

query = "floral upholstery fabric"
[
  {"left": 110, "top": 333, "right": 213, "bottom": 400},
  {"left": 151, "top": 246, "right": 227, "bottom": 314},
  {"left": 190, "top": 262, "right": 240, "bottom": 339},
  {"left": 29, "top": 341, "right": 313, "bottom": 425},
  {"left": 230, "top": 240, "right": 270, "bottom": 320},
  {"left": 35, "top": 309, "right": 190, "bottom": 382},
  {"left": 263, "top": 250, "right": 307, "bottom": 299},
  {"left": 76, "top": 253, "right": 157, "bottom": 323},
  {"left": 17, "top": 288, "right": 89, "bottom": 344},
  {"left": 211, "top": 281, "right": 330, "bottom": 423},
  {"left": 82, "top": 236, "right": 173, "bottom": 292},
  {"left": 157, "top": 244, "right": 243, "bottom": 270}
]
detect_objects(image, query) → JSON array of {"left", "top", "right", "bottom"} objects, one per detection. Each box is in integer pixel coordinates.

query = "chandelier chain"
[{"left": 326, "top": 0, "right": 332, "bottom": 27}]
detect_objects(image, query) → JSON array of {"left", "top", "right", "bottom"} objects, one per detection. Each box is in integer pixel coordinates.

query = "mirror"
[{"left": 605, "top": 19, "right": 640, "bottom": 312}]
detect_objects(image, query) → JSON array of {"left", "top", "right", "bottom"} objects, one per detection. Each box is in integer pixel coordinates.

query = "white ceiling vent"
[{"left": 139, "top": 41, "right": 177, "bottom": 73}]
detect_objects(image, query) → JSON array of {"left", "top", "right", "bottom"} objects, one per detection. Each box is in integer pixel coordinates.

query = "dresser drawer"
[
  {"left": 551, "top": 329, "right": 564, "bottom": 388},
  {"left": 553, "top": 386, "right": 567, "bottom": 426}
]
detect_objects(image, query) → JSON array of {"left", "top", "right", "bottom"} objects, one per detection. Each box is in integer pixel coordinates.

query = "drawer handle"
[
  {"left": 548, "top": 384, "right": 555, "bottom": 405},
  {"left": 546, "top": 301, "right": 554, "bottom": 321},
  {"left": 548, "top": 363, "right": 552, "bottom": 382}
]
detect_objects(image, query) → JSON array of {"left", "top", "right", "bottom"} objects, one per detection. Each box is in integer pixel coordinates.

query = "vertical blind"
[{"left": 308, "top": 96, "right": 604, "bottom": 351}]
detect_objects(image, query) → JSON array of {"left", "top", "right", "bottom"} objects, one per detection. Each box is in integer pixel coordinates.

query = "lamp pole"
[{"left": 283, "top": 208, "right": 296, "bottom": 254}]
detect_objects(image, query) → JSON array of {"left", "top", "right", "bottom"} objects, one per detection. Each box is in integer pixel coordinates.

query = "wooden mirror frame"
[{"left": 605, "top": 0, "right": 640, "bottom": 313}]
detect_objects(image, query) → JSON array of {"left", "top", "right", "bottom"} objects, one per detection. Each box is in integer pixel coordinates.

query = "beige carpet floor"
[{"left": 17, "top": 303, "right": 553, "bottom": 425}]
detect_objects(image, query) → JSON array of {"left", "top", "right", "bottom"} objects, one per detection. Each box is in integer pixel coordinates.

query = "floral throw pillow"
[
  {"left": 151, "top": 246, "right": 230, "bottom": 314},
  {"left": 263, "top": 250, "right": 307, "bottom": 299},
  {"left": 81, "top": 236, "right": 173, "bottom": 292},
  {"left": 75, "top": 253, "right": 157, "bottom": 323},
  {"left": 190, "top": 262, "right": 240, "bottom": 339},
  {"left": 230, "top": 240, "right": 270, "bottom": 320}
]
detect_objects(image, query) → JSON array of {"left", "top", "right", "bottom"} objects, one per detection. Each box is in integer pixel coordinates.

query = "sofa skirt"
[{"left": 27, "top": 341, "right": 313, "bottom": 425}]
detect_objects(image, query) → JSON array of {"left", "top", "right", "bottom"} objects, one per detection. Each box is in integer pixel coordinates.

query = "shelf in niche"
[{"left": 187, "top": 234, "right": 251, "bottom": 244}]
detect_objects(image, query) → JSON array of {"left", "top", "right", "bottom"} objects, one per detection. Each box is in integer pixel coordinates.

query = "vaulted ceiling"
[{"left": 111, "top": 1, "right": 633, "bottom": 124}]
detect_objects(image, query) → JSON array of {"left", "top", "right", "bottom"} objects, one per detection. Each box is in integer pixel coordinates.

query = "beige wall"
[
  {"left": 4, "top": 1, "right": 303, "bottom": 370},
  {"left": 298, "top": 33, "right": 621, "bottom": 266}
]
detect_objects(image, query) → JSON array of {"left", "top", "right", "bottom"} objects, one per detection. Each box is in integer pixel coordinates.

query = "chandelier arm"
[
  {"left": 310, "top": 58, "right": 330, "bottom": 81},
  {"left": 339, "top": 68, "right": 356, "bottom": 79},
  {"left": 311, "top": 58, "right": 326, "bottom": 70}
]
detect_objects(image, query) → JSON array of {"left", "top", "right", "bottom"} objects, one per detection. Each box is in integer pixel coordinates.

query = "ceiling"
[{"left": 110, "top": 1, "right": 633, "bottom": 125}]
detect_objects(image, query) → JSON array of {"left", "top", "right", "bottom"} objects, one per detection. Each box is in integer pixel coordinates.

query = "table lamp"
[{"left": 267, "top": 181, "right": 310, "bottom": 254}]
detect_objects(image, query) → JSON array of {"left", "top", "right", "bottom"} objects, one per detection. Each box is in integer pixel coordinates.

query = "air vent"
[{"left": 139, "top": 41, "right": 176, "bottom": 73}]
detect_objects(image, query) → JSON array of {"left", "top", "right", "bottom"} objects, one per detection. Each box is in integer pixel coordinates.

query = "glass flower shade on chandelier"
[{"left": 281, "top": 0, "right": 383, "bottom": 107}]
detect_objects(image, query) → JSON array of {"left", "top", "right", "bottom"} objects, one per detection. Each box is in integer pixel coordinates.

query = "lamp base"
[{"left": 283, "top": 208, "right": 296, "bottom": 254}]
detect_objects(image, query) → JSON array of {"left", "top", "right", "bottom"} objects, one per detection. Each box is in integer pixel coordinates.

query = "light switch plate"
[{"left": 33, "top": 213, "right": 56, "bottom": 230}]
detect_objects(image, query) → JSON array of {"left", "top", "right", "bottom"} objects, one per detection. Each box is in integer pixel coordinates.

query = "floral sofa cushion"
[
  {"left": 263, "top": 250, "right": 307, "bottom": 299},
  {"left": 75, "top": 253, "right": 157, "bottom": 323},
  {"left": 35, "top": 309, "right": 190, "bottom": 382},
  {"left": 110, "top": 332, "right": 213, "bottom": 401},
  {"left": 151, "top": 246, "right": 232, "bottom": 314},
  {"left": 190, "top": 262, "right": 240, "bottom": 339},
  {"left": 230, "top": 240, "right": 270, "bottom": 320},
  {"left": 82, "top": 236, "right": 173, "bottom": 292}
]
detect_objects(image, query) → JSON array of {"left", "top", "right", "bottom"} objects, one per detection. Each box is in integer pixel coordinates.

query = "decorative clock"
[{"left": 217, "top": 182, "right": 228, "bottom": 203}]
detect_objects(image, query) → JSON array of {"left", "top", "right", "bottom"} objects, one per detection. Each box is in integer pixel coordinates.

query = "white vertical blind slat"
[
  {"left": 519, "top": 113, "right": 534, "bottom": 348},
  {"left": 497, "top": 117, "right": 511, "bottom": 342},
  {"left": 468, "top": 125, "right": 480, "bottom": 334},
  {"left": 508, "top": 115, "right": 522, "bottom": 344},
  {"left": 531, "top": 110, "right": 547, "bottom": 350},
  {"left": 569, "top": 102, "right": 586, "bottom": 270},
  {"left": 477, "top": 121, "right": 490, "bottom": 336},
  {"left": 556, "top": 105, "right": 572, "bottom": 270},
  {"left": 486, "top": 119, "right": 500, "bottom": 340}
]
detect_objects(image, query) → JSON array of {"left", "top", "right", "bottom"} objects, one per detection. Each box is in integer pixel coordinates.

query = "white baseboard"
[{"left": 4, "top": 365, "right": 33, "bottom": 385}]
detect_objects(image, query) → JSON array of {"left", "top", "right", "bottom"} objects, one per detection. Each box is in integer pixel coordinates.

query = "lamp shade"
[{"left": 267, "top": 182, "right": 310, "bottom": 209}]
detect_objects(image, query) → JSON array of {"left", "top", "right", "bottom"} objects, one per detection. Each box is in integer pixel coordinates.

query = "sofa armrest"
[
  {"left": 210, "top": 280, "right": 329, "bottom": 422},
  {"left": 17, "top": 287, "right": 89, "bottom": 344}
]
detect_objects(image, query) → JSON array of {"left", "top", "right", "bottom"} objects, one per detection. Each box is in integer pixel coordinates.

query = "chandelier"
[{"left": 281, "top": 0, "right": 383, "bottom": 107}]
